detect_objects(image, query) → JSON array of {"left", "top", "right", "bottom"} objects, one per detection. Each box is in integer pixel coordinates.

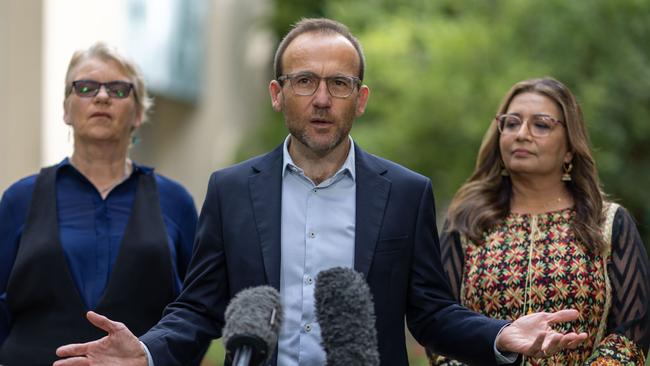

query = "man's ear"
[
  {"left": 269, "top": 80, "right": 283, "bottom": 112},
  {"left": 355, "top": 85, "right": 369, "bottom": 118}
]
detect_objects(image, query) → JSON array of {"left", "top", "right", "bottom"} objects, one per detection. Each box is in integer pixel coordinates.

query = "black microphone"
[
  {"left": 223, "top": 286, "right": 283, "bottom": 366},
  {"left": 315, "top": 267, "right": 380, "bottom": 366}
]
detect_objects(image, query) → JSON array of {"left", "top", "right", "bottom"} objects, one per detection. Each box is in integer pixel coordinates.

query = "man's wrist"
[
  {"left": 140, "top": 341, "right": 154, "bottom": 366},
  {"left": 494, "top": 324, "right": 518, "bottom": 364}
]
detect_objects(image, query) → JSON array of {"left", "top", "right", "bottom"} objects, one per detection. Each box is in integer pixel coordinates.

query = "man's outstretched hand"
[
  {"left": 496, "top": 309, "right": 588, "bottom": 359},
  {"left": 53, "top": 311, "right": 148, "bottom": 366}
]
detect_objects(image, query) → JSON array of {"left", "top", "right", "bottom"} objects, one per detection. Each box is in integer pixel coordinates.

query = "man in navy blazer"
[{"left": 55, "top": 18, "right": 586, "bottom": 366}]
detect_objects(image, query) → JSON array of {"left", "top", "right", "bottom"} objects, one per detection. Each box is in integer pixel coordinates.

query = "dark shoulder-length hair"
[{"left": 446, "top": 77, "right": 606, "bottom": 252}]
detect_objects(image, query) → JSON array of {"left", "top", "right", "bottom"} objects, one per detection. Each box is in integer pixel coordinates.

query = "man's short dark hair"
[{"left": 273, "top": 18, "right": 365, "bottom": 81}]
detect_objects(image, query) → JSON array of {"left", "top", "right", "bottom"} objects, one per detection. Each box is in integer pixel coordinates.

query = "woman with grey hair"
[{"left": 0, "top": 42, "right": 198, "bottom": 364}]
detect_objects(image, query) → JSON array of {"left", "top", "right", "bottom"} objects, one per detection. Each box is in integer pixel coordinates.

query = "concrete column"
[{"left": 0, "top": 0, "right": 43, "bottom": 193}]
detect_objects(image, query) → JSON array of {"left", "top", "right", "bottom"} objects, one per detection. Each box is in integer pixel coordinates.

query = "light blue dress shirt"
[
  {"left": 143, "top": 138, "right": 356, "bottom": 366},
  {"left": 277, "top": 136, "right": 356, "bottom": 366}
]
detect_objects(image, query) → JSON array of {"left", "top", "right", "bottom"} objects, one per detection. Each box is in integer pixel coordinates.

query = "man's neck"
[{"left": 288, "top": 137, "right": 351, "bottom": 185}]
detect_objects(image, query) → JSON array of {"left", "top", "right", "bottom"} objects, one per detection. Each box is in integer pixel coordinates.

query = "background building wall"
[
  {"left": 132, "top": 0, "right": 272, "bottom": 203},
  {"left": 0, "top": 0, "right": 272, "bottom": 208},
  {"left": 0, "top": 1, "right": 43, "bottom": 192}
]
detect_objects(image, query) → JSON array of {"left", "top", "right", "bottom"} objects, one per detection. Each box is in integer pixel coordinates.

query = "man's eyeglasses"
[
  {"left": 277, "top": 72, "right": 361, "bottom": 98},
  {"left": 70, "top": 80, "right": 135, "bottom": 99},
  {"left": 496, "top": 113, "right": 564, "bottom": 138}
]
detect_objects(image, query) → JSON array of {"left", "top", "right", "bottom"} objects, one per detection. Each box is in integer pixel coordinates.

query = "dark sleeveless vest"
[{"left": 0, "top": 166, "right": 175, "bottom": 365}]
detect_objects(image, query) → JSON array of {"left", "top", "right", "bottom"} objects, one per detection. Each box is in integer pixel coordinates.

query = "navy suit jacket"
[{"left": 141, "top": 143, "right": 509, "bottom": 365}]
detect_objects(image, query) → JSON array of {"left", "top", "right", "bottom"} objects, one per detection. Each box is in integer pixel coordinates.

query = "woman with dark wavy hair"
[{"left": 428, "top": 77, "right": 649, "bottom": 365}]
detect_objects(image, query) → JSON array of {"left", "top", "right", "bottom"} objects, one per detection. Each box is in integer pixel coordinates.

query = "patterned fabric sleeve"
[
  {"left": 585, "top": 207, "right": 650, "bottom": 365},
  {"left": 440, "top": 226, "right": 465, "bottom": 301},
  {"left": 426, "top": 226, "right": 469, "bottom": 365},
  {"left": 584, "top": 333, "right": 645, "bottom": 365}
]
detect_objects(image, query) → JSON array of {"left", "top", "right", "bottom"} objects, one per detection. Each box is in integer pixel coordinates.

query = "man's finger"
[
  {"left": 541, "top": 332, "right": 563, "bottom": 355},
  {"left": 546, "top": 309, "right": 579, "bottom": 324},
  {"left": 52, "top": 355, "right": 90, "bottom": 366},
  {"left": 86, "top": 311, "right": 124, "bottom": 334},
  {"left": 563, "top": 332, "right": 588, "bottom": 349},
  {"left": 56, "top": 343, "right": 90, "bottom": 357},
  {"left": 543, "top": 331, "right": 588, "bottom": 356},
  {"left": 542, "top": 332, "right": 565, "bottom": 356}
]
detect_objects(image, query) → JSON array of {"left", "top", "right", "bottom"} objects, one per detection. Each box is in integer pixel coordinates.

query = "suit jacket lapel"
[
  {"left": 249, "top": 145, "right": 284, "bottom": 290},
  {"left": 354, "top": 145, "right": 391, "bottom": 278}
]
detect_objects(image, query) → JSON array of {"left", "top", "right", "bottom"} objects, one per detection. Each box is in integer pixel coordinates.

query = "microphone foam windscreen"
[
  {"left": 222, "top": 286, "right": 283, "bottom": 362},
  {"left": 315, "top": 267, "right": 380, "bottom": 366}
]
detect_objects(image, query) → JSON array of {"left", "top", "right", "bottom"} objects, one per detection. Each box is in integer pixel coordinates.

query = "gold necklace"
[
  {"left": 540, "top": 196, "right": 570, "bottom": 212},
  {"left": 512, "top": 191, "right": 572, "bottom": 214}
]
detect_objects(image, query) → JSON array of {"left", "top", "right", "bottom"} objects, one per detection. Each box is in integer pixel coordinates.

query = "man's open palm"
[
  {"left": 53, "top": 311, "right": 147, "bottom": 366},
  {"left": 496, "top": 309, "right": 588, "bottom": 359}
]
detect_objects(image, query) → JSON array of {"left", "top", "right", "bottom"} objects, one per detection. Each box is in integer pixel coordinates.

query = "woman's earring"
[{"left": 562, "top": 162, "right": 573, "bottom": 181}]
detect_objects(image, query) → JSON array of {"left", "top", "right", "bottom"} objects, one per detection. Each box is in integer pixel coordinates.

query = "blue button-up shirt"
[
  {"left": 277, "top": 136, "right": 357, "bottom": 365},
  {"left": 0, "top": 158, "right": 197, "bottom": 344}
]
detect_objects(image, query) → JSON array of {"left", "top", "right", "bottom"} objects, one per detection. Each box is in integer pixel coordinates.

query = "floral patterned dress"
[{"left": 428, "top": 205, "right": 649, "bottom": 365}]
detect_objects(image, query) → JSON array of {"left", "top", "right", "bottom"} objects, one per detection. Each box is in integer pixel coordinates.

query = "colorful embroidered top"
[{"left": 428, "top": 206, "right": 650, "bottom": 366}]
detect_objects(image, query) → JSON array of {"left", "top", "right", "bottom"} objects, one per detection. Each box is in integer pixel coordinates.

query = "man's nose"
[{"left": 312, "top": 80, "right": 332, "bottom": 108}]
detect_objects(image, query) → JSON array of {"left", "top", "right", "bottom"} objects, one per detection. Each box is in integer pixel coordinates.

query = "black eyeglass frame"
[
  {"left": 69, "top": 79, "right": 138, "bottom": 101},
  {"left": 277, "top": 72, "right": 362, "bottom": 98}
]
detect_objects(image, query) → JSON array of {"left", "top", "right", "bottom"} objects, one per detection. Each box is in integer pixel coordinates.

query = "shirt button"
[
  {"left": 304, "top": 323, "right": 312, "bottom": 332},
  {"left": 312, "top": 188, "right": 318, "bottom": 193},
  {"left": 308, "top": 232, "right": 316, "bottom": 239},
  {"left": 305, "top": 276, "right": 313, "bottom": 285}
]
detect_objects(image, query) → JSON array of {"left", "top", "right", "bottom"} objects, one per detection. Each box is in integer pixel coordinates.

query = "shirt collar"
[
  {"left": 58, "top": 157, "right": 153, "bottom": 176},
  {"left": 281, "top": 135, "right": 356, "bottom": 181}
]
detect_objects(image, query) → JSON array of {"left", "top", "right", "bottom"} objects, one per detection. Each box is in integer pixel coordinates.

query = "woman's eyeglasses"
[
  {"left": 70, "top": 80, "right": 135, "bottom": 99},
  {"left": 496, "top": 113, "right": 564, "bottom": 138}
]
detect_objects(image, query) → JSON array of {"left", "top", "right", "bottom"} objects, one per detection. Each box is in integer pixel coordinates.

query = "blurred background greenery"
[{"left": 205, "top": 0, "right": 650, "bottom": 364}]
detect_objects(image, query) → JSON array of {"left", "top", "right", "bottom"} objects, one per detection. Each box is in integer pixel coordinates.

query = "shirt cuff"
[
  {"left": 494, "top": 324, "right": 518, "bottom": 364},
  {"left": 140, "top": 341, "right": 155, "bottom": 366}
]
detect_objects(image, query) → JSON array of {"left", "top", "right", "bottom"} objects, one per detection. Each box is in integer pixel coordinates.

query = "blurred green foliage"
[{"left": 243, "top": 0, "right": 650, "bottom": 249}]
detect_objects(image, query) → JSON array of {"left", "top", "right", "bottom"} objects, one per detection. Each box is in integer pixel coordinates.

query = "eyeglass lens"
[
  {"left": 498, "top": 115, "right": 557, "bottom": 137},
  {"left": 72, "top": 80, "right": 133, "bottom": 99}
]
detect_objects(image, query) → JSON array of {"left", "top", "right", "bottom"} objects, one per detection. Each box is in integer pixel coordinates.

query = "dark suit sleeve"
[
  {"left": 140, "top": 172, "right": 230, "bottom": 365},
  {"left": 406, "top": 179, "right": 509, "bottom": 366}
]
